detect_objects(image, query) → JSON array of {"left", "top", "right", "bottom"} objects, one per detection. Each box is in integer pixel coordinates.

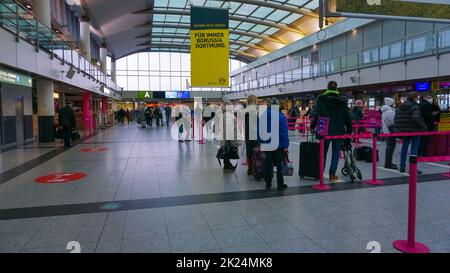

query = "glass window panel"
[
  {"left": 263, "top": 27, "right": 279, "bottom": 35},
  {"left": 165, "top": 15, "right": 180, "bottom": 22},
  {"left": 229, "top": 20, "right": 240, "bottom": 28},
  {"left": 169, "top": 0, "right": 186, "bottom": 8},
  {"left": 161, "top": 77, "right": 171, "bottom": 90},
  {"left": 171, "top": 53, "right": 181, "bottom": 71},
  {"left": 237, "top": 22, "right": 255, "bottom": 31},
  {"left": 266, "top": 10, "right": 290, "bottom": 22},
  {"left": 150, "top": 76, "right": 160, "bottom": 90},
  {"left": 117, "top": 75, "right": 127, "bottom": 90},
  {"left": 127, "top": 54, "right": 138, "bottom": 70},
  {"left": 250, "top": 25, "right": 269, "bottom": 34},
  {"left": 304, "top": 0, "right": 319, "bottom": 9},
  {"left": 138, "top": 53, "right": 149, "bottom": 70},
  {"left": 160, "top": 52, "right": 171, "bottom": 71},
  {"left": 155, "top": 0, "right": 169, "bottom": 7},
  {"left": 281, "top": 14, "right": 302, "bottom": 24},
  {"left": 149, "top": 52, "right": 160, "bottom": 70},
  {"left": 153, "top": 14, "right": 165, "bottom": 21},
  {"left": 235, "top": 4, "right": 258, "bottom": 16},
  {"left": 139, "top": 76, "right": 149, "bottom": 91},
  {"left": 251, "top": 7, "right": 274, "bottom": 18},
  {"left": 171, "top": 76, "right": 182, "bottom": 91},
  {"left": 128, "top": 76, "right": 139, "bottom": 90}
]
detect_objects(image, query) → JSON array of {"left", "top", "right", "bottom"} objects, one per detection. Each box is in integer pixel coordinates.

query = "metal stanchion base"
[
  {"left": 312, "top": 184, "right": 331, "bottom": 191},
  {"left": 365, "top": 179, "right": 385, "bottom": 185},
  {"left": 393, "top": 240, "right": 430, "bottom": 253},
  {"left": 197, "top": 140, "right": 205, "bottom": 144}
]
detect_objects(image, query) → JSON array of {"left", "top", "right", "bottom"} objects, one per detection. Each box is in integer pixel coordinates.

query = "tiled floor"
[{"left": 0, "top": 123, "right": 448, "bottom": 253}]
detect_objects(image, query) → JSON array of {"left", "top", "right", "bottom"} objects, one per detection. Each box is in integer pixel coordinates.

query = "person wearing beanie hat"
[{"left": 381, "top": 97, "right": 397, "bottom": 169}]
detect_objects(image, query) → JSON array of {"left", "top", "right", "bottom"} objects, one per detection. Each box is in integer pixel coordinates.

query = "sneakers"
[
  {"left": 399, "top": 167, "right": 406, "bottom": 173},
  {"left": 329, "top": 174, "right": 339, "bottom": 181}
]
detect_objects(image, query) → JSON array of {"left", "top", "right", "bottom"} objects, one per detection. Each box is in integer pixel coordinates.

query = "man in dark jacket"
[
  {"left": 58, "top": 101, "right": 76, "bottom": 147},
  {"left": 311, "top": 81, "right": 352, "bottom": 181},
  {"left": 418, "top": 94, "right": 435, "bottom": 156},
  {"left": 394, "top": 91, "right": 427, "bottom": 173}
]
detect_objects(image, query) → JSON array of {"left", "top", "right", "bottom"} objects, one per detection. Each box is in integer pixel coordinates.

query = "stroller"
[{"left": 341, "top": 139, "right": 363, "bottom": 183}]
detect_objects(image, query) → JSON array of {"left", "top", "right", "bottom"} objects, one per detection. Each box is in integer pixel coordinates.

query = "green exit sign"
[
  {"left": 137, "top": 91, "right": 153, "bottom": 99},
  {"left": 0, "top": 67, "right": 32, "bottom": 87}
]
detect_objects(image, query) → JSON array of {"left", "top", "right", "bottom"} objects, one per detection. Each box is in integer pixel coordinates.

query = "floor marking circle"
[{"left": 35, "top": 172, "right": 87, "bottom": 184}]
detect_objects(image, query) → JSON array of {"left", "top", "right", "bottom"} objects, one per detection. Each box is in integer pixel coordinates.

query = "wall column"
[
  {"left": 82, "top": 92, "right": 93, "bottom": 136},
  {"left": 32, "top": 0, "right": 51, "bottom": 28},
  {"left": 99, "top": 44, "right": 107, "bottom": 74},
  {"left": 111, "top": 58, "right": 117, "bottom": 83},
  {"left": 36, "top": 80, "right": 55, "bottom": 142},
  {"left": 80, "top": 13, "right": 91, "bottom": 61}
]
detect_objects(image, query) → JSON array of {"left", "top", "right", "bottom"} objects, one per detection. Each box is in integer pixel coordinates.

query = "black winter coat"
[
  {"left": 394, "top": 99, "right": 427, "bottom": 133},
  {"left": 58, "top": 106, "right": 76, "bottom": 128},
  {"left": 419, "top": 100, "right": 435, "bottom": 131},
  {"left": 311, "top": 93, "right": 352, "bottom": 136}
]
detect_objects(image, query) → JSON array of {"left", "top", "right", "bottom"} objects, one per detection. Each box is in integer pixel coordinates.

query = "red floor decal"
[
  {"left": 80, "top": 147, "right": 109, "bottom": 152},
  {"left": 35, "top": 173, "right": 87, "bottom": 184}
]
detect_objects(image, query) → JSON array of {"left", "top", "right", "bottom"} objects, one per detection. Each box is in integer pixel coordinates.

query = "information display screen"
[
  {"left": 153, "top": 91, "right": 165, "bottom": 99},
  {"left": 165, "top": 92, "right": 178, "bottom": 99},
  {"left": 177, "top": 91, "right": 190, "bottom": 99},
  {"left": 415, "top": 82, "right": 430, "bottom": 91}
]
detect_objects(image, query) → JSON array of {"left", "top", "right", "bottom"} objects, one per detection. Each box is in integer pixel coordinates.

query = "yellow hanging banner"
[{"left": 190, "top": 7, "right": 229, "bottom": 87}]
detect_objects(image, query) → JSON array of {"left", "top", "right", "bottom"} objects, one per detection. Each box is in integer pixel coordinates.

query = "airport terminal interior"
[{"left": 0, "top": 0, "right": 449, "bottom": 254}]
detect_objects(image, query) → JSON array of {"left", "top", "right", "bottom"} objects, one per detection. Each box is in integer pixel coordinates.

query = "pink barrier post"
[
  {"left": 313, "top": 138, "right": 331, "bottom": 191},
  {"left": 354, "top": 124, "right": 360, "bottom": 147},
  {"left": 393, "top": 156, "right": 430, "bottom": 253},
  {"left": 365, "top": 133, "right": 384, "bottom": 185}
]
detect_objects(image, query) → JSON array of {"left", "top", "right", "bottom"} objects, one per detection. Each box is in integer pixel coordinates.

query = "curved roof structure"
[{"left": 81, "top": 0, "right": 335, "bottom": 62}]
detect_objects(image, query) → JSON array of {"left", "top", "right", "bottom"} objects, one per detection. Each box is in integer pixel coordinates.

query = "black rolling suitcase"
[{"left": 298, "top": 134, "right": 320, "bottom": 180}]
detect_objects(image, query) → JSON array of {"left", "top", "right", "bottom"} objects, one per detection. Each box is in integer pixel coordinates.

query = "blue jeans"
[
  {"left": 324, "top": 139, "right": 342, "bottom": 176},
  {"left": 400, "top": 136, "right": 421, "bottom": 169}
]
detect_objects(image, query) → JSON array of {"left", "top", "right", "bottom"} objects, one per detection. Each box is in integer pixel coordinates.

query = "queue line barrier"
[
  {"left": 313, "top": 130, "right": 450, "bottom": 191},
  {"left": 393, "top": 154, "right": 450, "bottom": 253}
]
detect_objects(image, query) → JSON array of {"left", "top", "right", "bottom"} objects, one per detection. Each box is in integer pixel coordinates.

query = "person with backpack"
[
  {"left": 310, "top": 81, "right": 353, "bottom": 181},
  {"left": 258, "top": 98, "right": 289, "bottom": 190},
  {"left": 393, "top": 91, "right": 427, "bottom": 173},
  {"left": 381, "top": 97, "right": 397, "bottom": 169}
]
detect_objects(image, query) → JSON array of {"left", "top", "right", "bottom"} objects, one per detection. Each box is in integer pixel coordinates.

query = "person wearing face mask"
[
  {"left": 381, "top": 97, "right": 397, "bottom": 169},
  {"left": 419, "top": 94, "right": 435, "bottom": 156}
]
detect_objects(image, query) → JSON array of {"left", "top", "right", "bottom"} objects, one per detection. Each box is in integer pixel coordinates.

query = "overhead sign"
[
  {"left": 137, "top": 91, "right": 153, "bottom": 99},
  {"left": 0, "top": 67, "right": 32, "bottom": 87},
  {"left": 190, "top": 6, "right": 229, "bottom": 87},
  {"left": 326, "top": 0, "right": 450, "bottom": 23}
]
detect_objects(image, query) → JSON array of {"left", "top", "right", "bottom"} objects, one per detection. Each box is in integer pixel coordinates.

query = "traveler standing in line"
[
  {"left": 393, "top": 91, "right": 427, "bottom": 173},
  {"left": 419, "top": 94, "right": 435, "bottom": 156},
  {"left": 125, "top": 109, "right": 131, "bottom": 124},
  {"left": 381, "top": 97, "right": 397, "bottom": 169},
  {"left": 221, "top": 101, "right": 239, "bottom": 173},
  {"left": 164, "top": 104, "right": 172, "bottom": 126},
  {"left": 144, "top": 107, "right": 152, "bottom": 127},
  {"left": 310, "top": 81, "right": 353, "bottom": 181},
  {"left": 259, "top": 98, "right": 289, "bottom": 190},
  {"left": 245, "top": 95, "right": 258, "bottom": 176},
  {"left": 351, "top": 100, "right": 365, "bottom": 134},
  {"left": 58, "top": 101, "right": 76, "bottom": 148}
]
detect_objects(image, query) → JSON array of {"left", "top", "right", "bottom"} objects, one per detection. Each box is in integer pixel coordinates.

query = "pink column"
[{"left": 82, "top": 92, "right": 93, "bottom": 137}]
